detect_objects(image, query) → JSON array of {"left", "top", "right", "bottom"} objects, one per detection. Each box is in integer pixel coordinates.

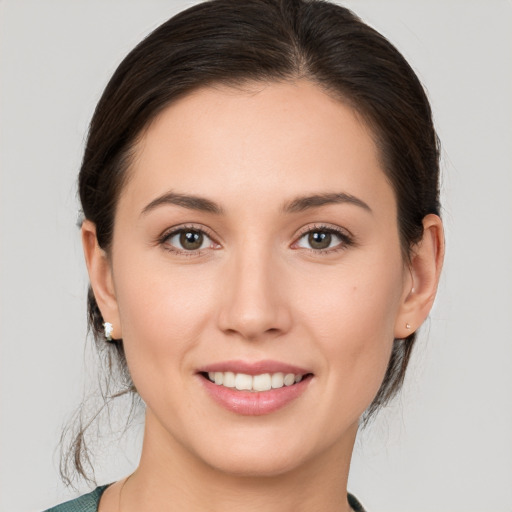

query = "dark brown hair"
[{"left": 66, "top": 0, "right": 440, "bottom": 484}]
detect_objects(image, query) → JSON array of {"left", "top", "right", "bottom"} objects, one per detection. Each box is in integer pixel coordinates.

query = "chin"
[
  {"left": 183, "top": 420, "right": 346, "bottom": 480},
  {"left": 202, "top": 447, "right": 308, "bottom": 478}
]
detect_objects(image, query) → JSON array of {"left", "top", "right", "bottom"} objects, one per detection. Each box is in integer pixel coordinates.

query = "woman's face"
[{"left": 104, "top": 81, "right": 412, "bottom": 476}]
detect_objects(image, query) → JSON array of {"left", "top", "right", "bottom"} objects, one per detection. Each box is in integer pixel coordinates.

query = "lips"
[{"left": 197, "top": 360, "right": 313, "bottom": 415}]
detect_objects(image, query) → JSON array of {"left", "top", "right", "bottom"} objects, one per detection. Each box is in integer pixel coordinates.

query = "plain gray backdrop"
[{"left": 1, "top": 1, "right": 511, "bottom": 511}]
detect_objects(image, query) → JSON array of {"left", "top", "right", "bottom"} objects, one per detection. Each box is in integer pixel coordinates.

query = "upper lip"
[{"left": 198, "top": 360, "right": 311, "bottom": 376}]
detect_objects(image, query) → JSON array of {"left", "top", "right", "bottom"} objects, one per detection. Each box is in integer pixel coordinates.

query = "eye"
[
  {"left": 162, "top": 227, "right": 216, "bottom": 252},
  {"left": 294, "top": 226, "right": 352, "bottom": 252}
]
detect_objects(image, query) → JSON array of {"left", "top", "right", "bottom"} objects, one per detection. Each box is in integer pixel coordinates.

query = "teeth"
[
  {"left": 283, "top": 373, "right": 295, "bottom": 386},
  {"left": 271, "top": 372, "right": 284, "bottom": 388},
  {"left": 253, "top": 373, "right": 272, "bottom": 391},
  {"left": 235, "top": 373, "right": 252, "bottom": 390},
  {"left": 223, "top": 371, "right": 236, "bottom": 388},
  {"left": 206, "top": 371, "right": 305, "bottom": 391}
]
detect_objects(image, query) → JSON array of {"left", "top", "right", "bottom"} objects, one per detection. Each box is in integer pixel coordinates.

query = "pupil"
[
  {"left": 309, "top": 231, "right": 331, "bottom": 249},
  {"left": 180, "top": 231, "right": 203, "bottom": 250}
]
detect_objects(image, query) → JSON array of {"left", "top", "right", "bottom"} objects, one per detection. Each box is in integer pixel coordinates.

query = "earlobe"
[
  {"left": 81, "top": 220, "right": 121, "bottom": 339},
  {"left": 394, "top": 214, "right": 444, "bottom": 339}
]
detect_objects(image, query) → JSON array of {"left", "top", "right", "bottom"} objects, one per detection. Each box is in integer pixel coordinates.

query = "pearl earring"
[
  {"left": 103, "top": 322, "right": 114, "bottom": 341},
  {"left": 406, "top": 323, "right": 411, "bottom": 330}
]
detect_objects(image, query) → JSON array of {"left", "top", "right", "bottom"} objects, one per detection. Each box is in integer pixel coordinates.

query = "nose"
[{"left": 217, "top": 245, "right": 292, "bottom": 342}]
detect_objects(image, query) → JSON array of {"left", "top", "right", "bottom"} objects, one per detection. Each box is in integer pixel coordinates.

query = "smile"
[
  {"left": 206, "top": 371, "right": 304, "bottom": 392},
  {"left": 198, "top": 361, "right": 313, "bottom": 415}
]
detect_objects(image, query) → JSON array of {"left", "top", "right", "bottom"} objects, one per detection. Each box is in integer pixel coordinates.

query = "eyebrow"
[
  {"left": 141, "top": 191, "right": 224, "bottom": 216},
  {"left": 140, "top": 190, "right": 371, "bottom": 217},
  {"left": 283, "top": 192, "right": 372, "bottom": 214}
]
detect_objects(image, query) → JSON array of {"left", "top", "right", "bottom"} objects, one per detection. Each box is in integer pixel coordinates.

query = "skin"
[{"left": 83, "top": 80, "right": 444, "bottom": 512}]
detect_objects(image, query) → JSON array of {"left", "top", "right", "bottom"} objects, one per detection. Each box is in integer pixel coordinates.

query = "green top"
[
  {"left": 43, "top": 486, "right": 108, "bottom": 512},
  {"left": 43, "top": 486, "right": 366, "bottom": 511}
]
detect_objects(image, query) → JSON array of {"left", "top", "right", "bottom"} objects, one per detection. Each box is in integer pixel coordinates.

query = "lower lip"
[{"left": 199, "top": 375, "right": 312, "bottom": 416}]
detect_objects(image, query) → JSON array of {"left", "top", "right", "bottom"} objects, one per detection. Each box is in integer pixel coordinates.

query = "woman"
[{"left": 46, "top": 0, "right": 444, "bottom": 510}]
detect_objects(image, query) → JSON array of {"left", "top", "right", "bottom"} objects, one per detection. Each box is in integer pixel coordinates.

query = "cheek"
[
  {"left": 111, "top": 259, "right": 215, "bottom": 389},
  {"left": 298, "top": 257, "right": 403, "bottom": 336},
  {"left": 295, "top": 254, "right": 404, "bottom": 404}
]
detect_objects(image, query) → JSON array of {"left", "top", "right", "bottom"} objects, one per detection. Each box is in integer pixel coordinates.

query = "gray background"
[{"left": 1, "top": 1, "right": 511, "bottom": 511}]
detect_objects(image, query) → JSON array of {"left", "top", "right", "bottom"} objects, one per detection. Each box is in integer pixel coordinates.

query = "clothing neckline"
[{"left": 45, "top": 485, "right": 366, "bottom": 512}]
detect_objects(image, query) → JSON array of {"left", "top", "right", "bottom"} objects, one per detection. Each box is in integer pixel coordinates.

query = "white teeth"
[
  {"left": 235, "top": 373, "right": 252, "bottom": 390},
  {"left": 253, "top": 373, "right": 272, "bottom": 391},
  {"left": 271, "top": 372, "right": 284, "bottom": 388},
  {"left": 206, "top": 371, "right": 306, "bottom": 391},
  {"left": 223, "top": 371, "right": 236, "bottom": 388},
  {"left": 284, "top": 373, "right": 295, "bottom": 386}
]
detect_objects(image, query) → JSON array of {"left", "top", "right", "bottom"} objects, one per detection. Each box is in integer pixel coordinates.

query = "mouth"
[
  {"left": 197, "top": 360, "right": 314, "bottom": 415},
  {"left": 200, "top": 371, "right": 312, "bottom": 392}
]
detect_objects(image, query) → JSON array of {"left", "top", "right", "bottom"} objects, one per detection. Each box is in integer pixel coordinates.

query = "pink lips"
[{"left": 197, "top": 360, "right": 312, "bottom": 416}]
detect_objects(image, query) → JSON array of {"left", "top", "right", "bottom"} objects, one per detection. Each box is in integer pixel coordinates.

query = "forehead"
[{"left": 121, "top": 80, "right": 395, "bottom": 216}]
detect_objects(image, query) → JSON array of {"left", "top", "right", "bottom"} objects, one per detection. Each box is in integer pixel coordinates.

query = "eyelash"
[
  {"left": 157, "top": 223, "right": 354, "bottom": 256},
  {"left": 158, "top": 224, "right": 219, "bottom": 257},
  {"left": 293, "top": 224, "right": 354, "bottom": 254}
]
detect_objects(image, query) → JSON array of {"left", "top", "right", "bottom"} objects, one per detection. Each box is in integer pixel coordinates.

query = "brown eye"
[
  {"left": 165, "top": 229, "right": 211, "bottom": 251},
  {"left": 295, "top": 227, "right": 350, "bottom": 252},
  {"left": 308, "top": 231, "right": 332, "bottom": 250},
  {"left": 179, "top": 230, "right": 204, "bottom": 250}
]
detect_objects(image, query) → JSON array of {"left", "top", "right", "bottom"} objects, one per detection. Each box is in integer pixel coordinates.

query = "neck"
[{"left": 121, "top": 411, "right": 358, "bottom": 512}]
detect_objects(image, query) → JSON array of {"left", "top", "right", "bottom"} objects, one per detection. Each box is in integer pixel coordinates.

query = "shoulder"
[{"left": 43, "top": 486, "right": 109, "bottom": 512}]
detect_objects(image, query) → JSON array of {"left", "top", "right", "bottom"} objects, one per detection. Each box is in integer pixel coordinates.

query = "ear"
[
  {"left": 81, "top": 220, "right": 121, "bottom": 340},
  {"left": 394, "top": 214, "right": 445, "bottom": 338}
]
